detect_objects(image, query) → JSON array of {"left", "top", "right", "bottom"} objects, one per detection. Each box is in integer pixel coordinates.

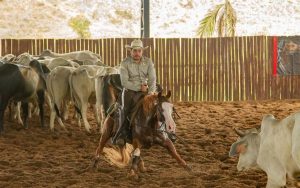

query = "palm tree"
[{"left": 197, "top": 0, "right": 237, "bottom": 37}]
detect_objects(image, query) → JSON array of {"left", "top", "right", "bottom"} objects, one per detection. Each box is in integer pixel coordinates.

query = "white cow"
[
  {"left": 0, "top": 54, "right": 16, "bottom": 63},
  {"left": 47, "top": 66, "right": 76, "bottom": 131},
  {"left": 86, "top": 66, "right": 119, "bottom": 131},
  {"left": 69, "top": 65, "right": 104, "bottom": 132},
  {"left": 229, "top": 112, "right": 300, "bottom": 188},
  {"left": 40, "top": 49, "right": 103, "bottom": 66},
  {"left": 40, "top": 57, "right": 80, "bottom": 70}
]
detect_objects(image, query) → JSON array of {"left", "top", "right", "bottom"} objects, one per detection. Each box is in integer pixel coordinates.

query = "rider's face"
[{"left": 131, "top": 48, "right": 143, "bottom": 61}]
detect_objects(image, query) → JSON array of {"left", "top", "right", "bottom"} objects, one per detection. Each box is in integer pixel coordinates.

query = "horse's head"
[
  {"left": 155, "top": 90, "right": 176, "bottom": 135},
  {"left": 135, "top": 90, "right": 177, "bottom": 142}
]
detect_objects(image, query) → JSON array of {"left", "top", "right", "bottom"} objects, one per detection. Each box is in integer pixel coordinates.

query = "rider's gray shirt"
[{"left": 120, "top": 56, "right": 156, "bottom": 93}]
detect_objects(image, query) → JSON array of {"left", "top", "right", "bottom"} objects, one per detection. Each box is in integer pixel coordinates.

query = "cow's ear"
[{"left": 229, "top": 140, "right": 247, "bottom": 157}]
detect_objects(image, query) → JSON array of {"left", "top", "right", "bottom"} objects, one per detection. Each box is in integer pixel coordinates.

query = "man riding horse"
[{"left": 112, "top": 39, "right": 157, "bottom": 146}]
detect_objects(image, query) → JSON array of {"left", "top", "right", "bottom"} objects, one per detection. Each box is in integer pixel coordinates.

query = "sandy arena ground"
[{"left": 1, "top": 100, "right": 300, "bottom": 188}]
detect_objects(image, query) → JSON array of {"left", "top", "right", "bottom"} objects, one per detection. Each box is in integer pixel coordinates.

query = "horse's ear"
[
  {"left": 166, "top": 90, "right": 171, "bottom": 99},
  {"left": 158, "top": 91, "right": 162, "bottom": 98}
]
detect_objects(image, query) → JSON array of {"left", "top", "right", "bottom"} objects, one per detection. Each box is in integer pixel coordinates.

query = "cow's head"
[{"left": 229, "top": 128, "right": 260, "bottom": 171}]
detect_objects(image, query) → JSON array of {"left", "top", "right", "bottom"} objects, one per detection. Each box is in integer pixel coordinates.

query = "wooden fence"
[{"left": 1, "top": 37, "right": 300, "bottom": 102}]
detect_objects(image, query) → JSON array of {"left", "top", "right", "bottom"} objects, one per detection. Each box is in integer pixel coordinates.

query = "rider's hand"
[{"left": 141, "top": 84, "right": 148, "bottom": 92}]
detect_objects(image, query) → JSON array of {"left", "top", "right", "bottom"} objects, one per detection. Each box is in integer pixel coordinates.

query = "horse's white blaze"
[{"left": 162, "top": 102, "right": 176, "bottom": 133}]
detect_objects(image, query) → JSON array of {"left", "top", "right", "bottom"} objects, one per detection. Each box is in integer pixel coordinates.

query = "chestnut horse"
[{"left": 93, "top": 91, "right": 190, "bottom": 177}]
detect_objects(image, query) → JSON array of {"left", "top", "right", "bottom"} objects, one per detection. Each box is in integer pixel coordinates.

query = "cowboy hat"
[{"left": 125, "top": 39, "right": 149, "bottom": 50}]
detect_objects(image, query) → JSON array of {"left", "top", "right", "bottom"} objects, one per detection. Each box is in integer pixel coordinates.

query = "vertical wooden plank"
[
  {"left": 166, "top": 39, "right": 171, "bottom": 99},
  {"left": 204, "top": 38, "right": 208, "bottom": 101},
  {"left": 28, "top": 39, "right": 34, "bottom": 55},
  {"left": 55, "top": 39, "right": 61, "bottom": 53},
  {"left": 206, "top": 38, "right": 211, "bottom": 101},
  {"left": 114, "top": 38, "right": 119, "bottom": 67},
  {"left": 251, "top": 36, "right": 256, "bottom": 100},
  {"left": 191, "top": 38, "right": 195, "bottom": 101},
  {"left": 238, "top": 37, "right": 244, "bottom": 100},
  {"left": 179, "top": 38, "right": 184, "bottom": 101},
  {"left": 255, "top": 36, "right": 259, "bottom": 100},
  {"left": 264, "top": 36, "right": 270, "bottom": 100},
  {"left": 184, "top": 38, "right": 189, "bottom": 101},
  {"left": 227, "top": 37, "right": 233, "bottom": 101},
  {"left": 257, "top": 36, "right": 264, "bottom": 100},
  {"left": 200, "top": 38, "right": 205, "bottom": 101},
  {"left": 217, "top": 37, "right": 221, "bottom": 101},
  {"left": 161, "top": 38, "right": 167, "bottom": 92},
  {"left": 270, "top": 36, "right": 277, "bottom": 99},
  {"left": 219, "top": 37, "right": 224, "bottom": 101},
  {"left": 4, "top": 39, "right": 11, "bottom": 55},
  {"left": 11, "top": 39, "right": 18, "bottom": 56},
  {"left": 195, "top": 38, "right": 200, "bottom": 101},
  {"left": 212, "top": 38, "right": 216, "bottom": 101},
  {"left": 0, "top": 39, "right": 2, "bottom": 56},
  {"left": 187, "top": 38, "right": 192, "bottom": 101},
  {"left": 175, "top": 38, "right": 180, "bottom": 101},
  {"left": 110, "top": 38, "right": 114, "bottom": 66},
  {"left": 194, "top": 38, "right": 201, "bottom": 102},
  {"left": 233, "top": 37, "right": 239, "bottom": 101},
  {"left": 222, "top": 37, "right": 227, "bottom": 101},
  {"left": 47, "top": 39, "right": 55, "bottom": 52},
  {"left": 216, "top": 37, "right": 221, "bottom": 101},
  {"left": 98, "top": 39, "right": 103, "bottom": 63},
  {"left": 248, "top": 36, "right": 253, "bottom": 101},
  {"left": 89, "top": 39, "right": 94, "bottom": 53}
]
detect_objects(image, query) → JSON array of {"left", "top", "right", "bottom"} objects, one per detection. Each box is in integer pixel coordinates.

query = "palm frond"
[
  {"left": 217, "top": 11, "right": 225, "bottom": 37},
  {"left": 197, "top": 4, "right": 224, "bottom": 37},
  {"left": 197, "top": 0, "right": 237, "bottom": 37},
  {"left": 224, "top": 1, "right": 237, "bottom": 36}
]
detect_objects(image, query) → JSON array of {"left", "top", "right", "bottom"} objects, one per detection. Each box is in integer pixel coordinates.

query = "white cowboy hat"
[{"left": 125, "top": 39, "right": 149, "bottom": 50}]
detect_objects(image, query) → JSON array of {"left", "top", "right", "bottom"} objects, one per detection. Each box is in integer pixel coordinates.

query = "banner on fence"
[{"left": 275, "top": 36, "right": 300, "bottom": 75}]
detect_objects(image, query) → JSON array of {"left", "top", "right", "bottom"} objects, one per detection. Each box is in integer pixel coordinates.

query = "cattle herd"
[
  {"left": 0, "top": 50, "right": 118, "bottom": 135},
  {"left": 1, "top": 50, "right": 300, "bottom": 188}
]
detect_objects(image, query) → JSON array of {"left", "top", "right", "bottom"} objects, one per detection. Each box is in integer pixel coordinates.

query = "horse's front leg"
[
  {"left": 161, "top": 138, "right": 191, "bottom": 172},
  {"left": 138, "top": 156, "right": 146, "bottom": 172},
  {"left": 128, "top": 147, "right": 141, "bottom": 178},
  {"left": 93, "top": 117, "right": 114, "bottom": 168}
]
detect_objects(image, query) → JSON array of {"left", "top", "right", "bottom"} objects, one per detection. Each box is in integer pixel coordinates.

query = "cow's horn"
[{"left": 234, "top": 128, "right": 245, "bottom": 137}]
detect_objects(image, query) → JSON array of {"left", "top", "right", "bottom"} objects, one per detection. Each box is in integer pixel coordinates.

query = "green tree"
[
  {"left": 69, "top": 15, "right": 91, "bottom": 38},
  {"left": 197, "top": 0, "right": 237, "bottom": 37}
]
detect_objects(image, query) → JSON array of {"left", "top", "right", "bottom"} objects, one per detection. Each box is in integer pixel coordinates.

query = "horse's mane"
[{"left": 130, "top": 94, "right": 158, "bottom": 125}]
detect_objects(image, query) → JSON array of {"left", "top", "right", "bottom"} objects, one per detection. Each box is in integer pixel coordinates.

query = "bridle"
[{"left": 154, "top": 101, "right": 179, "bottom": 142}]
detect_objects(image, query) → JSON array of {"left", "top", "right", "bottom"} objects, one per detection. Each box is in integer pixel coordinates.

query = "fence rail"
[{"left": 1, "top": 37, "right": 300, "bottom": 102}]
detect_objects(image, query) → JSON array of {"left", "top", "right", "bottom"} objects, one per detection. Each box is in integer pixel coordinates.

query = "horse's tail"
[
  {"left": 96, "top": 116, "right": 133, "bottom": 168},
  {"left": 103, "top": 144, "right": 133, "bottom": 168}
]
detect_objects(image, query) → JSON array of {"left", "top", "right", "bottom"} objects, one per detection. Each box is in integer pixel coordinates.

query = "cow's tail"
[
  {"left": 292, "top": 113, "right": 300, "bottom": 169},
  {"left": 48, "top": 72, "right": 62, "bottom": 118},
  {"left": 69, "top": 72, "right": 82, "bottom": 119}
]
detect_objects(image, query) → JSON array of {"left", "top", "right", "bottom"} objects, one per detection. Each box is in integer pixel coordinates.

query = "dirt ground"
[{"left": 1, "top": 100, "right": 300, "bottom": 188}]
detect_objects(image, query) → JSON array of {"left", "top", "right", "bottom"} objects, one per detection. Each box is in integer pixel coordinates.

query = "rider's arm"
[
  {"left": 120, "top": 61, "right": 137, "bottom": 91},
  {"left": 147, "top": 60, "right": 156, "bottom": 94}
]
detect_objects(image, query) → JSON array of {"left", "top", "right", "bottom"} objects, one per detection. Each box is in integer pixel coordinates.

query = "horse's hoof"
[
  {"left": 92, "top": 159, "right": 99, "bottom": 168},
  {"left": 184, "top": 164, "right": 193, "bottom": 173},
  {"left": 127, "top": 169, "right": 139, "bottom": 180},
  {"left": 139, "top": 167, "right": 147, "bottom": 173}
]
